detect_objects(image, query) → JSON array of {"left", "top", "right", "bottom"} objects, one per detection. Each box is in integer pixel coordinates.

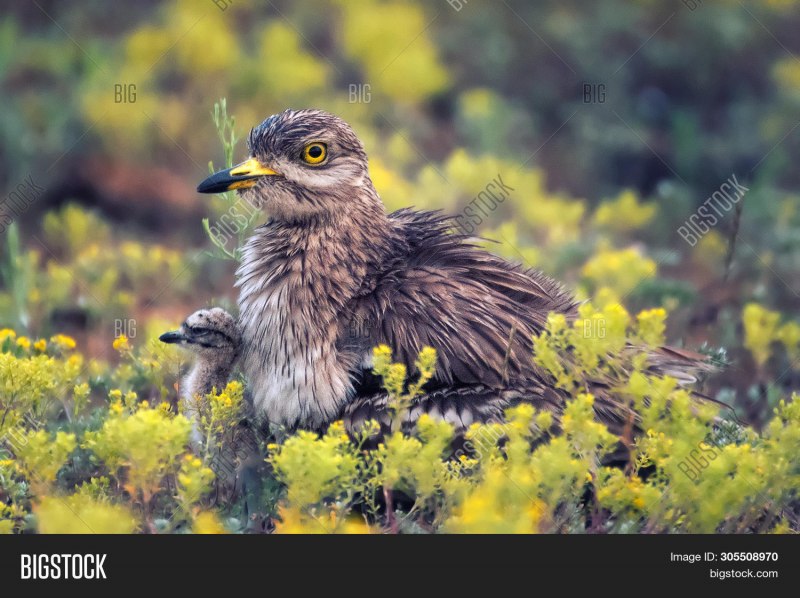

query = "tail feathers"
[{"left": 646, "top": 345, "right": 716, "bottom": 385}]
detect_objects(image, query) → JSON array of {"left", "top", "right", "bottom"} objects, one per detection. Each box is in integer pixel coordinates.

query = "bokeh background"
[{"left": 1, "top": 0, "right": 799, "bottom": 428}]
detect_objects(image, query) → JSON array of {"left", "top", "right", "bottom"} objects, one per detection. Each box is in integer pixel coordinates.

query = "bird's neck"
[
  {"left": 183, "top": 357, "right": 235, "bottom": 402},
  {"left": 239, "top": 189, "right": 399, "bottom": 306}
]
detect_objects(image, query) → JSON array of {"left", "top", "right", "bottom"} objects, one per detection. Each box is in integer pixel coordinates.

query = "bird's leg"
[{"left": 383, "top": 486, "right": 398, "bottom": 533}]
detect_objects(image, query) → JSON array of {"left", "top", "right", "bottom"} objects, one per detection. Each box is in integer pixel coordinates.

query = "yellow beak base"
[{"left": 197, "top": 158, "right": 279, "bottom": 194}]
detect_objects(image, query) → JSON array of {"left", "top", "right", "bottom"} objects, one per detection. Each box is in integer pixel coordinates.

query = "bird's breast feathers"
[{"left": 237, "top": 236, "right": 356, "bottom": 428}]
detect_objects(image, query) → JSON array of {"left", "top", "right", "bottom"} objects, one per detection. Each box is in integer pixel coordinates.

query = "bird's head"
[
  {"left": 159, "top": 307, "right": 241, "bottom": 362},
  {"left": 197, "top": 109, "right": 375, "bottom": 222}
]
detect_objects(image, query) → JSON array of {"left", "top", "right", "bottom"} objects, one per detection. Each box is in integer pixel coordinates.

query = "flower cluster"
[
  {"left": 82, "top": 400, "right": 191, "bottom": 500},
  {"left": 742, "top": 303, "right": 800, "bottom": 367},
  {"left": 0, "top": 306, "right": 798, "bottom": 534}
]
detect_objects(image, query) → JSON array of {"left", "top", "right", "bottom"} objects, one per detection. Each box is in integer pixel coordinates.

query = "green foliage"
[
  {"left": 259, "top": 319, "right": 800, "bottom": 534},
  {"left": 592, "top": 190, "right": 657, "bottom": 234},
  {"left": 202, "top": 99, "right": 258, "bottom": 262},
  {"left": 34, "top": 494, "right": 137, "bottom": 534},
  {"left": 43, "top": 204, "right": 110, "bottom": 259},
  {"left": 0, "top": 223, "right": 31, "bottom": 329},
  {"left": 192, "top": 380, "right": 247, "bottom": 464},
  {"left": 176, "top": 455, "right": 215, "bottom": 516},
  {"left": 743, "top": 303, "right": 800, "bottom": 367},
  {"left": 581, "top": 246, "right": 657, "bottom": 299},
  {"left": 82, "top": 400, "right": 191, "bottom": 499},
  {"left": 372, "top": 344, "right": 437, "bottom": 432},
  {"left": 0, "top": 312, "right": 798, "bottom": 534},
  {"left": 0, "top": 337, "right": 83, "bottom": 436},
  {"left": 15, "top": 430, "right": 77, "bottom": 484},
  {"left": 336, "top": 0, "right": 449, "bottom": 102},
  {"left": 269, "top": 422, "right": 360, "bottom": 510},
  {"left": 1, "top": 204, "right": 199, "bottom": 335}
]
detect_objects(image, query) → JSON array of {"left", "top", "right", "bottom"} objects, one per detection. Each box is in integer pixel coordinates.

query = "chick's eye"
[{"left": 302, "top": 143, "right": 327, "bottom": 165}]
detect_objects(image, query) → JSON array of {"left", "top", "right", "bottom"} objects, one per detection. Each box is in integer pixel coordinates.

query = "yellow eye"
[{"left": 301, "top": 142, "right": 327, "bottom": 165}]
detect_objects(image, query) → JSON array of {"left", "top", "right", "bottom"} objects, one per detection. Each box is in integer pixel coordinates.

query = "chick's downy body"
[{"left": 159, "top": 307, "right": 241, "bottom": 416}]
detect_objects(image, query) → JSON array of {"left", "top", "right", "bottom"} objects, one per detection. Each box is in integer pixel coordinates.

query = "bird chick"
[
  {"left": 159, "top": 307, "right": 241, "bottom": 438},
  {"left": 160, "top": 309, "right": 268, "bottom": 523}
]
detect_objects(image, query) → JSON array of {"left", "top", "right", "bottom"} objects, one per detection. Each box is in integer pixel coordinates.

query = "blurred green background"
[{"left": 1, "top": 0, "right": 799, "bottom": 427}]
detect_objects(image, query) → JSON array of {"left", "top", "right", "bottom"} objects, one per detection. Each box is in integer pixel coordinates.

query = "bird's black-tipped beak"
[
  {"left": 159, "top": 330, "right": 186, "bottom": 344},
  {"left": 197, "top": 157, "right": 279, "bottom": 194}
]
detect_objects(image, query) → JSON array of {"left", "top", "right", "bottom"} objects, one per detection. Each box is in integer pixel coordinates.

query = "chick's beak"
[
  {"left": 197, "top": 157, "right": 279, "bottom": 194},
  {"left": 159, "top": 330, "right": 186, "bottom": 344}
]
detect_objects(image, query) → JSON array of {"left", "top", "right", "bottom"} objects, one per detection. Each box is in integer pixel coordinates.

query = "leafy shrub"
[{"left": 1, "top": 292, "right": 799, "bottom": 533}]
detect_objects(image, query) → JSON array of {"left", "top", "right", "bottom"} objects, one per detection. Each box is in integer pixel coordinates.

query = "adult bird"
[{"left": 197, "top": 109, "right": 710, "bottom": 434}]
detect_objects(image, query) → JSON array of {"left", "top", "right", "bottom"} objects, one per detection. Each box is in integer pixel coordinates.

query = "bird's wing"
[
  {"left": 354, "top": 265, "right": 531, "bottom": 386},
  {"left": 344, "top": 209, "right": 716, "bottom": 430},
  {"left": 387, "top": 209, "right": 578, "bottom": 315},
  {"left": 644, "top": 345, "right": 717, "bottom": 386},
  {"left": 342, "top": 382, "right": 574, "bottom": 434},
  {"left": 348, "top": 209, "right": 578, "bottom": 388}
]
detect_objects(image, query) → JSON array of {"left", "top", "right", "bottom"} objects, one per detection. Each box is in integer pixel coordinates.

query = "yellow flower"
[
  {"left": 582, "top": 244, "right": 657, "bottom": 296},
  {"left": 73, "top": 383, "right": 90, "bottom": 400},
  {"left": 0, "top": 329, "right": 16, "bottom": 341},
  {"left": 35, "top": 495, "right": 137, "bottom": 534},
  {"left": 16, "top": 336, "right": 31, "bottom": 350},
  {"left": 33, "top": 339, "right": 47, "bottom": 352},
  {"left": 777, "top": 321, "right": 800, "bottom": 362},
  {"left": 112, "top": 334, "right": 129, "bottom": 352},
  {"left": 593, "top": 189, "right": 657, "bottom": 232},
  {"left": 637, "top": 308, "right": 667, "bottom": 346},
  {"left": 742, "top": 303, "right": 781, "bottom": 367},
  {"left": 193, "top": 512, "right": 227, "bottom": 534},
  {"left": 50, "top": 334, "right": 77, "bottom": 350}
]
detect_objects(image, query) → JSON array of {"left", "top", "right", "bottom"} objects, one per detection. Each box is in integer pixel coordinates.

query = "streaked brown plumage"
[
  {"left": 197, "top": 109, "right": 712, "bottom": 434},
  {"left": 158, "top": 307, "right": 241, "bottom": 443},
  {"left": 159, "top": 309, "right": 267, "bottom": 511},
  {"left": 158, "top": 307, "right": 241, "bottom": 402}
]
